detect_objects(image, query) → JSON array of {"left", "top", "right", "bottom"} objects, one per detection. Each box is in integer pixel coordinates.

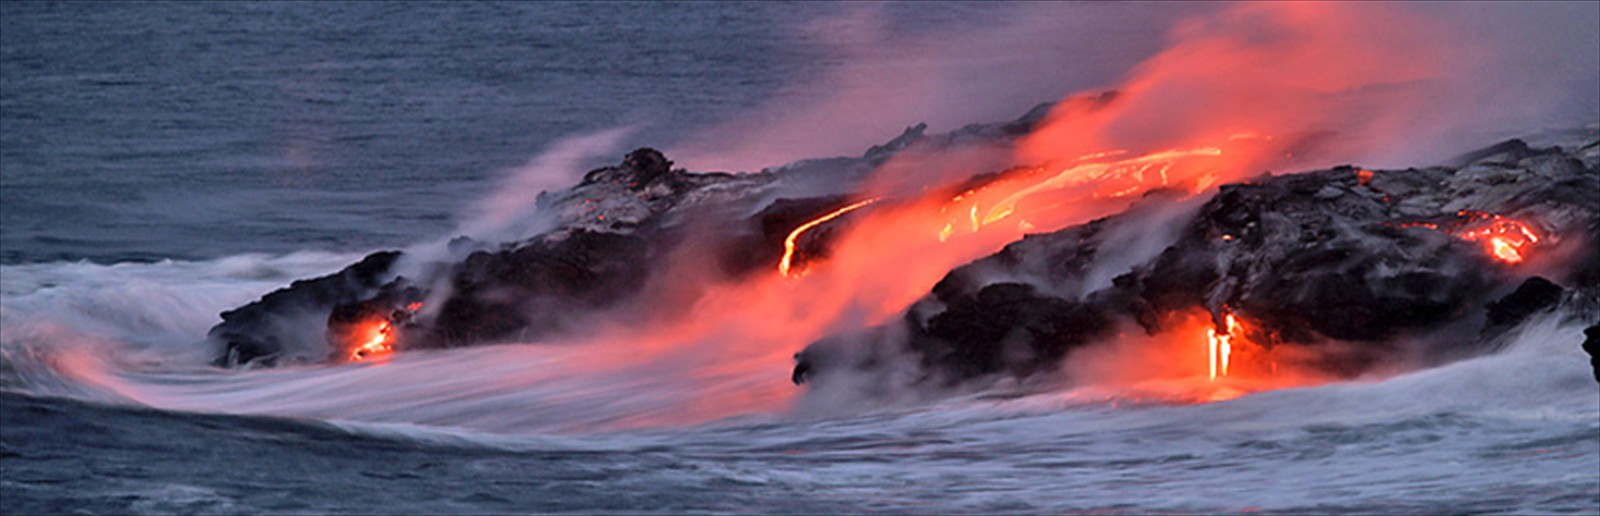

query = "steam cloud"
[
  {"left": 675, "top": 2, "right": 1597, "bottom": 175},
  {"left": 456, "top": 126, "right": 638, "bottom": 242},
  {"left": 669, "top": 2, "right": 1202, "bottom": 173}
]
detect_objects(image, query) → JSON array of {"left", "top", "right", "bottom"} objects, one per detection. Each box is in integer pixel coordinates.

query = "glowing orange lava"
[
  {"left": 1058, "top": 309, "right": 1340, "bottom": 406},
  {"left": 935, "top": 145, "right": 1234, "bottom": 243},
  {"left": 1392, "top": 211, "right": 1542, "bottom": 264},
  {"left": 779, "top": 198, "right": 881, "bottom": 277},
  {"left": 350, "top": 320, "right": 393, "bottom": 361},
  {"left": 1207, "top": 312, "right": 1243, "bottom": 381},
  {"left": 1457, "top": 216, "right": 1540, "bottom": 264},
  {"left": 346, "top": 302, "right": 422, "bottom": 362}
]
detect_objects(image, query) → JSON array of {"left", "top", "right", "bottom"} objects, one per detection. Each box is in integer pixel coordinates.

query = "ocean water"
[
  {"left": 0, "top": 1, "right": 830, "bottom": 263},
  {"left": 2, "top": 2, "right": 1598, "bottom": 514},
  {"left": 1, "top": 1, "right": 1180, "bottom": 264}
]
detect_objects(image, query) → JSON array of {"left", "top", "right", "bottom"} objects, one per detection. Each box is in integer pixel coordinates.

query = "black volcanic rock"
[
  {"left": 910, "top": 282, "right": 1113, "bottom": 382},
  {"left": 208, "top": 108, "right": 1597, "bottom": 387},
  {"left": 1485, "top": 277, "right": 1565, "bottom": 328},
  {"left": 325, "top": 280, "right": 424, "bottom": 360},
  {"left": 210, "top": 251, "right": 401, "bottom": 367},
  {"left": 205, "top": 104, "right": 1067, "bottom": 368},
  {"left": 581, "top": 148, "right": 675, "bottom": 189},
  {"left": 1447, "top": 138, "right": 1562, "bottom": 167},
  {"left": 202, "top": 149, "right": 802, "bottom": 365},
  {"left": 206, "top": 146, "right": 716, "bottom": 365},
  {"left": 793, "top": 202, "right": 1161, "bottom": 385},
  {"left": 714, "top": 195, "right": 852, "bottom": 278},
  {"left": 1583, "top": 324, "right": 1600, "bottom": 383},
  {"left": 1127, "top": 168, "right": 1497, "bottom": 344},
  {"left": 209, "top": 147, "right": 776, "bottom": 365},
  {"left": 429, "top": 229, "right": 655, "bottom": 346},
  {"left": 796, "top": 138, "right": 1600, "bottom": 388}
]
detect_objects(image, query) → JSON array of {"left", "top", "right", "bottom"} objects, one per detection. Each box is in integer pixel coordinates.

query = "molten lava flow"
[
  {"left": 1207, "top": 312, "right": 1244, "bottom": 381},
  {"left": 1396, "top": 211, "right": 1542, "bottom": 264},
  {"left": 779, "top": 197, "right": 881, "bottom": 277},
  {"left": 346, "top": 302, "right": 422, "bottom": 362},
  {"left": 1457, "top": 216, "right": 1541, "bottom": 264},
  {"left": 351, "top": 320, "right": 393, "bottom": 361},
  {"left": 1057, "top": 309, "right": 1341, "bottom": 406},
  {"left": 935, "top": 145, "right": 1236, "bottom": 243},
  {"left": 1356, "top": 169, "right": 1374, "bottom": 186}
]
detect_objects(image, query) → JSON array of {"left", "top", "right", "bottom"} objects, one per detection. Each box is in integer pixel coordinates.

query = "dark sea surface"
[
  {"left": 2, "top": 2, "right": 1597, "bottom": 514},
  {"left": 1, "top": 0, "right": 1193, "bottom": 264},
  {"left": 1, "top": 1, "right": 838, "bottom": 263}
]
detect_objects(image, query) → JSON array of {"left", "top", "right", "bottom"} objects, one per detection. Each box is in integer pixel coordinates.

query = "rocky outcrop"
[
  {"left": 1484, "top": 277, "right": 1565, "bottom": 331},
  {"left": 428, "top": 229, "right": 655, "bottom": 346},
  {"left": 795, "top": 137, "right": 1600, "bottom": 387},
  {"left": 209, "top": 149, "right": 744, "bottom": 365},
  {"left": 209, "top": 106, "right": 1596, "bottom": 387},
  {"left": 1126, "top": 167, "right": 1498, "bottom": 344},
  {"left": 210, "top": 251, "right": 402, "bottom": 367},
  {"left": 1583, "top": 324, "right": 1600, "bottom": 383},
  {"left": 208, "top": 106, "right": 1060, "bottom": 367}
]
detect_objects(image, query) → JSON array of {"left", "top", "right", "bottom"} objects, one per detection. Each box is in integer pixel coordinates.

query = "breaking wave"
[{"left": 2, "top": 251, "right": 1594, "bottom": 436}]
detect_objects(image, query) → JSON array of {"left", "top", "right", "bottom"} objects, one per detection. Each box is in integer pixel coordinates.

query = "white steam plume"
[{"left": 455, "top": 126, "right": 637, "bottom": 242}]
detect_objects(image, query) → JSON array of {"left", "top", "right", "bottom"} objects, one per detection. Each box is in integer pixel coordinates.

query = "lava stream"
[
  {"left": 779, "top": 197, "right": 881, "bottom": 277},
  {"left": 1458, "top": 216, "right": 1541, "bottom": 264},
  {"left": 935, "top": 144, "right": 1238, "bottom": 243},
  {"left": 1207, "top": 312, "right": 1243, "bottom": 381}
]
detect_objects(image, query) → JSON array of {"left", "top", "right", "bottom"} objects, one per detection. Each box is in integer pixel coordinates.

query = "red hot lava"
[
  {"left": 932, "top": 144, "right": 1242, "bottom": 244},
  {"left": 350, "top": 320, "right": 394, "bottom": 361},
  {"left": 1207, "top": 311, "right": 1242, "bottom": 381},
  {"left": 1456, "top": 215, "right": 1541, "bottom": 264},
  {"left": 779, "top": 198, "right": 882, "bottom": 277},
  {"left": 343, "top": 302, "right": 422, "bottom": 362},
  {"left": 1060, "top": 309, "right": 1337, "bottom": 404},
  {"left": 1396, "top": 210, "right": 1543, "bottom": 265}
]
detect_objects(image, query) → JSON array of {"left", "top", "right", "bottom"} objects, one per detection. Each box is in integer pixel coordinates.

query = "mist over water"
[{"left": 2, "top": 2, "right": 1598, "bottom": 513}]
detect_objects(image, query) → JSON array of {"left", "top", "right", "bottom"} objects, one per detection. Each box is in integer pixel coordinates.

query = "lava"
[
  {"left": 779, "top": 197, "right": 881, "bottom": 277},
  {"left": 935, "top": 145, "right": 1235, "bottom": 243},
  {"left": 347, "top": 302, "right": 421, "bottom": 362},
  {"left": 1055, "top": 309, "right": 1342, "bottom": 406},
  {"left": 1207, "top": 312, "right": 1243, "bottom": 381},
  {"left": 1395, "top": 211, "right": 1542, "bottom": 264},
  {"left": 1356, "top": 169, "right": 1374, "bottom": 186},
  {"left": 350, "top": 320, "right": 393, "bottom": 361},
  {"left": 1457, "top": 216, "right": 1541, "bottom": 264}
]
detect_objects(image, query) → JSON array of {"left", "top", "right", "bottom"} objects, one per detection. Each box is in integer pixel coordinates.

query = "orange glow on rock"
[
  {"left": 1207, "top": 312, "right": 1244, "bottom": 381},
  {"left": 350, "top": 320, "right": 393, "bottom": 362},
  {"left": 1059, "top": 310, "right": 1336, "bottom": 405},
  {"left": 1394, "top": 212, "right": 1541, "bottom": 264},
  {"left": 1454, "top": 216, "right": 1541, "bottom": 264},
  {"left": 344, "top": 301, "right": 422, "bottom": 362},
  {"left": 1489, "top": 237, "right": 1519, "bottom": 262}
]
